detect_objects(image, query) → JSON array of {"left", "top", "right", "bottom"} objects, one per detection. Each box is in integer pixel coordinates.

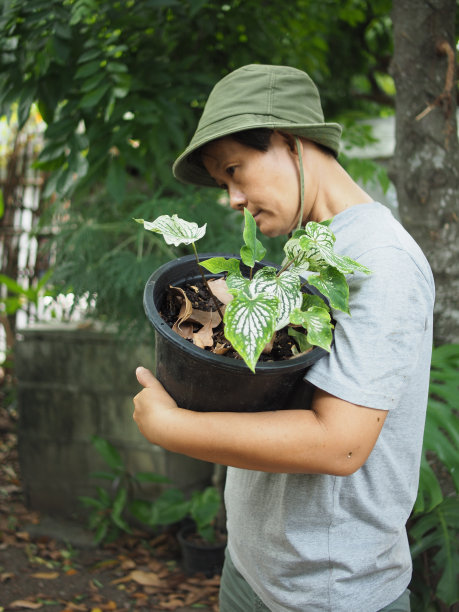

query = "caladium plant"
[{"left": 135, "top": 211, "right": 371, "bottom": 372}]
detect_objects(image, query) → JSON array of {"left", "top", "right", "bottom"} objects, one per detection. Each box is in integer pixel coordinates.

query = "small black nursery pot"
[
  {"left": 177, "top": 523, "right": 226, "bottom": 577},
  {"left": 143, "top": 254, "right": 327, "bottom": 413}
]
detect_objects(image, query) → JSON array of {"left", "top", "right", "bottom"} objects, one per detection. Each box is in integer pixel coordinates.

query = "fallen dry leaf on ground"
[
  {"left": 31, "top": 571, "right": 59, "bottom": 579},
  {"left": 10, "top": 601, "right": 43, "bottom": 609},
  {"left": 112, "top": 569, "right": 163, "bottom": 587}
]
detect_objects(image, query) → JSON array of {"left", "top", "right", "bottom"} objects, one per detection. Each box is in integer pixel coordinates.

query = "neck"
[{"left": 301, "top": 144, "right": 373, "bottom": 224}]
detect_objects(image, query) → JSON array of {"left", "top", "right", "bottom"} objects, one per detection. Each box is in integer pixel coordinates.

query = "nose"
[{"left": 228, "top": 186, "right": 247, "bottom": 211}]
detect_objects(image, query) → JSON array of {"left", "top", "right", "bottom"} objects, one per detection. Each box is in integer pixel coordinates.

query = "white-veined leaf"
[
  {"left": 289, "top": 306, "right": 334, "bottom": 352},
  {"left": 134, "top": 214, "right": 206, "bottom": 246},
  {"left": 226, "top": 271, "right": 250, "bottom": 295},
  {"left": 250, "top": 267, "right": 302, "bottom": 331},
  {"left": 298, "top": 222, "right": 371, "bottom": 275},
  {"left": 307, "top": 266, "right": 350, "bottom": 313},
  {"left": 224, "top": 292, "right": 278, "bottom": 372},
  {"left": 282, "top": 237, "right": 311, "bottom": 275}
]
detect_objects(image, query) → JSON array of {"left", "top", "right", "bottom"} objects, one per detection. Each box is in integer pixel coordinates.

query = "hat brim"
[{"left": 172, "top": 115, "right": 342, "bottom": 187}]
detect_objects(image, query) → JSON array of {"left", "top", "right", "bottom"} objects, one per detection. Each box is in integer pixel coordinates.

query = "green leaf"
[
  {"left": 106, "top": 158, "right": 126, "bottom": 203},
  {"left": 135, "top": 214, "right": 206, "bottom": 246},
  {"left": 224, "top": 291, "right": 278, "bottom": 372},
  {"left": 301, "top": 293, "right": 330, "bottom": 312},
  {"left": 288, "top": 327, "right": 313, "bottom": 353},
  {"left": 91, "top": 435, "right": 124, "bottom": 472},
  {"left": 410, "top": 498, "right": 459, "bottom": 606},
  {"left": 78, "top": 496, "right": 105, "bottom": 509},
  {"left": 298, "top": 222, "right": 372, "bottom": 275},
  {"left": 89, "top": 471, "right": 117, "bottom": 481},
  {"left": 78, "top": 48, "right": 102, "bottom": 64},
  {"left": 134, "top": 472, "right": 170, "bottom": 484},
  {"left": 413, "top": 455, "right": 444, "bottom": 514},
  {"left": 94, "top": 521, "right": 109, "bottom": 544},
  {"left": 128, "top": 499, "right": 153, "bottom": 524},
  {"left": 75, "top": 60, "right": 103, "bottom": 79},
  {"left": 289, "top": 306, "right": 334, "bottom": 352},
  {"left": 0, "top": 189, "right": 4, "bottom": 219},
  {"left": 307, "top": 266, "right": 350, "bottom": 314},
  {"left": 190, "top": 487, "right": 221, "bottom": 542},
  {"left": 80, "top": 83, "right": 110, "bottom": 109},
  {"left": 199, "top": 257, "right": 241, "bottom": 275},
  {"left": 0, "top": 274, "right": 29, "bottom": 296},
  {"left": 150, "top": 489, "right": 189, "bottom": 526},
  {"left": 112, "top": 487, "right": 129, "bottom": 524},
  {"left": 250, "top": 267, "right": 302, "bottom": 330},
  {"left": 240, "top": 208, "right": 266, "bottom": 268}
]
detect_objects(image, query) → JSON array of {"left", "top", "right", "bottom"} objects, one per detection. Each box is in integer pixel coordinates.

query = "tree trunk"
[{"left": 390, "top": 0, "right": 459, "bottom": 346}]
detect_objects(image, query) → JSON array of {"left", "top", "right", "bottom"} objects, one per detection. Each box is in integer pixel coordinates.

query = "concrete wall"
[{"left": 15, "top": 322, "right": 213, "bottom": 519}]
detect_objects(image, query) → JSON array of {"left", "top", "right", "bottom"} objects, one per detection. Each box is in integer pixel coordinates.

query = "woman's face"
[{"left": 202, "top": 132, "right": 312, "bottom": 237}]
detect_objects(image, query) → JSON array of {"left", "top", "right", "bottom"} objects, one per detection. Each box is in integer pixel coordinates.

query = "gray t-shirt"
[{"left": 225, "top": 202, "right": 435, "bottom": 612}]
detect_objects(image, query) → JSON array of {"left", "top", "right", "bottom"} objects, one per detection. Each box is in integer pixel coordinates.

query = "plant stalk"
[
  {"left": 191, "top": 243, "right": 225, "bottom": 320},
  {"left": 277, "top": 257, "right": 296, "bottom": 276}
]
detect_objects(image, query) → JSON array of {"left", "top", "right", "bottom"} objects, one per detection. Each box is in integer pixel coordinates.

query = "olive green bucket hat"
[{"left": 173, "top": 64, "right": 342, "bottom": 187}]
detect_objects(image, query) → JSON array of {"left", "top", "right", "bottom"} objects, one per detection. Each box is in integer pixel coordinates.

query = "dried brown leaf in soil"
[
  {"left": 170, "top": 286, "right": 193, "bottom": 323},
  {"left": 193, "top": 319, "right": 214, "bottom": 349},
  {"left": 188, "top": 308, "right": 222, "bottom": 328},
  {"left": 262, "top": 335, "right": 275, "bottom": 354},
  {"left": 208, "top": 278, "right": 233, "bottom": 306},
  {"left": 172, "top": 321, "right": 194, "bottom": 340},
  {"left": 213, "top": 342, "right": 230, "bottom": 355}
]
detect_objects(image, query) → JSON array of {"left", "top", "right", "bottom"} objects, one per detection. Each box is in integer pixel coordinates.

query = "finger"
[{"left": 136, "top": 366, "right": 158, "bottom": 388}]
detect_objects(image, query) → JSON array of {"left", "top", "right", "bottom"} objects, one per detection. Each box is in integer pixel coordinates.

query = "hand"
[{"left": 133, "top": 367, "right": 178, "bottom": 445}]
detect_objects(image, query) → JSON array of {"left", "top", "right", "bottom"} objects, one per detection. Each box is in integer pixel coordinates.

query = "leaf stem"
[
  {"left": 277, "top": 257, "right": 296, "bottom": 276},
  {"left": 191, "top": 243, "right": 224, "bottom": 320}
]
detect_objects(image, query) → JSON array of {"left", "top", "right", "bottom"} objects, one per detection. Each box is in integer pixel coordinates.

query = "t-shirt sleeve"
[{"left": 304, "top": 246, "right": 434, "bottom": 410}]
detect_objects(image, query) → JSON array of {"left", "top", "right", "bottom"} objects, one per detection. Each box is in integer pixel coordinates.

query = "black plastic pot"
[
  {"left": 143, "top": 254, "right": 327, "bottom": 412},
  {"left": 177, "top": 523, "right": 226, "bottom": 577}
]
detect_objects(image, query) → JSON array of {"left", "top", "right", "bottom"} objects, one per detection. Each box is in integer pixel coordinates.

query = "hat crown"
[{"left": 196, "top": 64, "right": 325, "bottom": 135}]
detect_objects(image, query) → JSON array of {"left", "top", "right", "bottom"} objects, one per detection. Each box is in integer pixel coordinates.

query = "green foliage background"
[{"left": 0, "top": 0, "right": 394, "bottom": 336}]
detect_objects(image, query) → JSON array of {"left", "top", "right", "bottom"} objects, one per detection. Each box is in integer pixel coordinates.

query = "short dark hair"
[
  {"left": 188, "top": 128, "right": 273, "bottom": 174},
  {"left": 187, "top": 127, "right": 333, "bottom": 177}
]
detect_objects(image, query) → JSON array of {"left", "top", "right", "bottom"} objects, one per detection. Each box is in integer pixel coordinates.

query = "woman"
[{"left": 133, "top": 64, "right": 434, "bottom": 612}]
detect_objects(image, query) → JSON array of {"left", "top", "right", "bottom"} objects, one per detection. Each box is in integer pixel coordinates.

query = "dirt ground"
[{"left": 0, "top": 404, "right": 219, "bottom": 612}]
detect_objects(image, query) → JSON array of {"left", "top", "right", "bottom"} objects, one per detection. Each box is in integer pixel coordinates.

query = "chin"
[{"left": 261, "top": 226, "right": 288, "bottom": 238}]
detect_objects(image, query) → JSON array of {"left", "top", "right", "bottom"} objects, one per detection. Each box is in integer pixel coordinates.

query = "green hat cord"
[{"left": 295, "top": 136, "right": 305, "bottom": 231}]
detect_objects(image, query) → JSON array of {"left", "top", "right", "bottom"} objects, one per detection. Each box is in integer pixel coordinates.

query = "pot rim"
[{"left": 144, "top": 253, "right": 328, "bottom": 374}]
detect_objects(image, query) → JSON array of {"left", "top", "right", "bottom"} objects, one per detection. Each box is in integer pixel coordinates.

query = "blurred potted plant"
[
  {"left": 130, "top": 484, "right": 225, "bottom": 577},
  {"left": 176, "top": 486, "right": 226, "bottom": 577}
]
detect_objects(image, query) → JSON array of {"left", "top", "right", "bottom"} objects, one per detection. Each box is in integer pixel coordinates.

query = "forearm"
[
  {"left": 133, "top": 371, "right": 386, "bottom": 476},
  {"left": 141, "top": 404, "right": 354, "bottom": 475}
]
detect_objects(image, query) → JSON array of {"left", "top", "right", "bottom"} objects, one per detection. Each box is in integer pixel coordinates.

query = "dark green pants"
[{"left": 220, "top": 550, "right": 411, "bottom": 612}]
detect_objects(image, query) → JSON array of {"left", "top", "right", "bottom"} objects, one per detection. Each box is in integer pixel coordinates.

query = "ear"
[{"left": 277, "top": 131, "right": 301, "bottom": 155}]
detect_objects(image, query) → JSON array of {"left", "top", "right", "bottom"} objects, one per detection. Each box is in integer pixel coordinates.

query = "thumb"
[{"left": 136, "top": 366, "right": 157, "bottom": 388}]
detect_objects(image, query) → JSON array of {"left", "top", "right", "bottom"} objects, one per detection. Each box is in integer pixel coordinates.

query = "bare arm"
[{"left": 133, "top": 367, "right": 387, "bottom": 476}]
